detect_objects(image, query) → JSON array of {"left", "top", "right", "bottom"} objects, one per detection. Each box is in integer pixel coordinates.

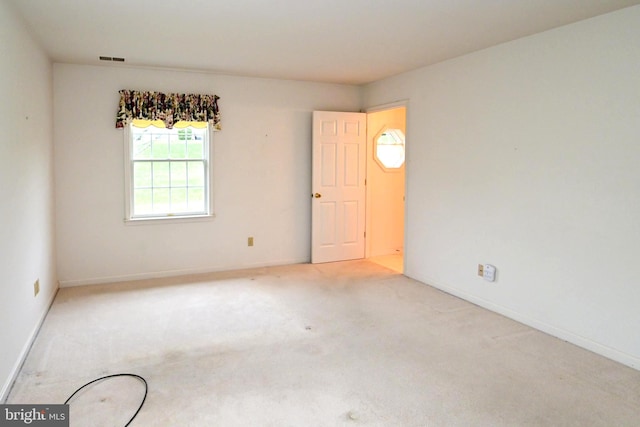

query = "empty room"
[{"left": 1, "top": 0, "right": 639, "bottom": 425}]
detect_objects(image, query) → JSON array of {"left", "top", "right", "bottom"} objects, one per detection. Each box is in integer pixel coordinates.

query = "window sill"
[{"left": 124, "top": 213, "right": 216, "bottom": 226}]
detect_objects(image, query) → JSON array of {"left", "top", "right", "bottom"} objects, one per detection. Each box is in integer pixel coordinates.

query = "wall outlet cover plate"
[{"left": 483, "top": 264, "right": 496, "bottom": 282}]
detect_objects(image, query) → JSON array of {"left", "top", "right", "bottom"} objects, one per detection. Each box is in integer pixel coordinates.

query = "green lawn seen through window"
[{"left": 130, "top": 124, "right": 207, "bottom": 216}]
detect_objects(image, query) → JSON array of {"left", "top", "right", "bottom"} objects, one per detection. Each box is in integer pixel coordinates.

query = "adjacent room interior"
[{"left": 2, "top": 0, "right": 639, "bottom": 425}]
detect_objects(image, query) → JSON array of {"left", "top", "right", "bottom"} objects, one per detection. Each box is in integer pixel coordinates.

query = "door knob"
[{"left": 314, "top": 193, "right": 322, "bottom": 198}]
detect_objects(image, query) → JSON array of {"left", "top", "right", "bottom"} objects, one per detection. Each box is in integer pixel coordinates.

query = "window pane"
[
  {"left": 187, "top": 140, "right": 204, "bottom": 159},
  {"left": 375, "top": 128, "right": 406, "bottom": 169},
  {"left": 129, "top": 123, "right": 209, "bottom": 219},
  {"left": 376, "top": 145, "right": 405, "bottom": 168},
  {"left": 171, "top": 188, "right": 188, "bottom": 212},
  {"left": 153, "top": 188, "right": 170, "bottom": 212},
  {"left": 170, "top": 137, "right": 187, "bottom": 159},
  {"left": 134, "top": 189, "right": 152, "bottom": 215},
  {"left": 152, "top": 135, "right": 169, "bottom": 159},
  {"left": 133, "top": 162, "right": 152, "bottom": 188},
  {"left": 188, "top": 162, "right": 205, "bottom": 186},
  {"left": 153, "top": 162, "right": 170, "bottom": 187},
  {"left": 188, "top": 188, "right": 205, "bottom": 212},
  {"left": 170, "top": 162, "right": 187, "bottom": 187},
  {"left": 178, "top": 128, "right": 193, "bottom": 141},
  {"left": 133, "top": 134, "right": 152, "bottom": 159}
]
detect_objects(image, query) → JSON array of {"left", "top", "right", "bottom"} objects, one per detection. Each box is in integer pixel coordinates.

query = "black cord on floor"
[{"left": 64, "top": 373, "right": 148, "bottom": 427}]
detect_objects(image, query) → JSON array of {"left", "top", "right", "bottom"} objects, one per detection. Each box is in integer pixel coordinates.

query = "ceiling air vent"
[{"left": 99, "top": 56, "right": 125, "bottom": 62}]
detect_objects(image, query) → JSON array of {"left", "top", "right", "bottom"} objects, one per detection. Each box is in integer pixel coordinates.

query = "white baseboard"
[
  {"left": 409, "top": 273, "right": 640, "bottom": 371},
  {"left": 1, "top": 287, "right": 58, "bottom": 403},
  {"left": 58, "top": 258, "right": 308, "bottom": 288}
]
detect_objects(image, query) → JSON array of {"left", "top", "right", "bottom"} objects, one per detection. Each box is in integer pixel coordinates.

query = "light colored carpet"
[
  {"left": 368, "top": 254, "right": 403, "bottom": 274},
  {"left": 7, "top": 260, "right": 640, "bottom": 426}
]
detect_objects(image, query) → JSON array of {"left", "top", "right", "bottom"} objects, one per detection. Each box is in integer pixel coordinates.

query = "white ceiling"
[{"left": 8, "top": 0, "right": 640, "bottom": 85}]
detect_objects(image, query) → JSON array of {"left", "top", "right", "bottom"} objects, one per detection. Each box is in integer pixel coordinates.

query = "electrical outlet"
[
  {"left": 34, "top": 279, "right": 40, "bottom": 297},
  {"left": 248, "top": 237, "right": 254, "bottom": 247},
  {"left": 477, "top": 264, "right": 484, "bottom": 276}
]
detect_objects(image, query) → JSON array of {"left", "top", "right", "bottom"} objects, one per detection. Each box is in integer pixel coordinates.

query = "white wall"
[
  {"left": 363, "top": 6, "right": 640, "bottom": 369},
  {"left": 54, "top": 64, "right": 361, "bottom": 285},
  {"left": 0, "top": 0, "right": 56, "bottom": 400}
]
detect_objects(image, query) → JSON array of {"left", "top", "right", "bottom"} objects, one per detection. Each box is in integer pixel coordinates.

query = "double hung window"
[{"left": 124, "top": 120, "right": 211, "bottom": 220}]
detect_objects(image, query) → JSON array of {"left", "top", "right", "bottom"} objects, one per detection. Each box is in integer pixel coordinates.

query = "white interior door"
[{"left": 311, "top": 111, "right": 366, "bottom": 263}]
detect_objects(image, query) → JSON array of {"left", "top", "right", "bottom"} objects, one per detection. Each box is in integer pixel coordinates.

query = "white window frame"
[
  {"left": 123, "top": 122, "right": 215, "bottom": 223},
  {"left": 373, "top": 127, "right": 405, "bottom": 171}
]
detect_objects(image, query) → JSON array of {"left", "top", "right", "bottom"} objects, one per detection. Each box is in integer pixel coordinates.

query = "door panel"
[
  {"left": 312, "top": 111, "right": 366, "bottom": 263},
  {"left": 320, "top": 202, "right": 337, "bottom": 245},
  {"left": 343, "top": 201, "right": 359, "bottom": 243},
  {"left": 321, "top": 143, "right": 337, "bottom": 186},
  {"left": 344, "top": 143, "right": 360, "bottom": 186}
]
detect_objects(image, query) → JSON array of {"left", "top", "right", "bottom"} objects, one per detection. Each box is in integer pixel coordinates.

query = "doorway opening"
[{"left": 365, "top": 106, "right": 406, "bottom": 273}]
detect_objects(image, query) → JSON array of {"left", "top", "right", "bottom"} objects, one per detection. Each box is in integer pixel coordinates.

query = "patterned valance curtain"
[{"left": 115, "top": 90, "right": 221, "bottom": 130}]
